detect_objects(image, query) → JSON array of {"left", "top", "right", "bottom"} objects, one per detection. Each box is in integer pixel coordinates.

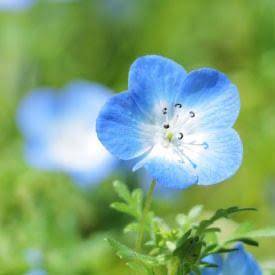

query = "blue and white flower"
[
  {"left": 202, "top": 244, "right": 262, "bottom": 275},
  {"left": 96, "top": 55, "right": 243, "bottom": 189},
  {"left": 17, "top": 81, "right": 117, "bottom": 186}
]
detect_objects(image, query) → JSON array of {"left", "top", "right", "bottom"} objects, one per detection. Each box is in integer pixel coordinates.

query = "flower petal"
[
  {"left": 17, "top": 89, "right": 56, "bottom": 139},
  {"left": 63, "top": 81, "right": 113, "bottom": 121},
  {"left": 96, "top": 91, "right": 153, "bottom": 160},
  {"left": 182, "top": 129, "right": 243, "bottom": 185},
  {"left": 133, "top": 144, "right": 198, "bottom": 189},
  {"left": 175, "top": 68, "right": 240, "bottom": 132},
  {"left": 129, "top": 55, "right": 187, "bottom": 118},
  {"left": 223, "top": 244, "right": 262, "bottom": 275}
]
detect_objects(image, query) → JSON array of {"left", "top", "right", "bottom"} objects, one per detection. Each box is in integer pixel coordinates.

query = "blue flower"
[
  {"left": 17, "top": 80, "right": 117, "bottom": 186},
  {"left": 24, "top": 248, "right": 47, "bottom": 275},
  {"left": 25, "top": 269, "right": 47, "bottom": 275},
  {"left": 96, "top": 55, "right": 243, "bottom": 189},
  {"left": 202, "top": 244, "right": 262, "bottom": 275},
  {"left": 0, "top": 0, "right": 35, "bottom": 11}
]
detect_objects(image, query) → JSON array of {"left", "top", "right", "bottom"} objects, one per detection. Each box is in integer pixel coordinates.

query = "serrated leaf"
[
  {"left": 110, "top": 202, "right": 136, "bottom": 217},
  {"left": 197, "top": 207, "right": 257, "bottom": 233},
  {"left": 113, "top": 180, "right": 131, "bottom": 202},
  {"left": 107, "top": 238, "right": 160, "bottom": 266}
]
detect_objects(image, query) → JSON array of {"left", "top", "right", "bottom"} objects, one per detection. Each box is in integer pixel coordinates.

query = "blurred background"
[{"left": 0, "top": 0, "right": 274, "bottom": 274}]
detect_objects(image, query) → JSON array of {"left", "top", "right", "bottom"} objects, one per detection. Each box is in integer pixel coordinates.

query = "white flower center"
[{"left": 157, "top": 103, "right": 209, "bottom": 169}]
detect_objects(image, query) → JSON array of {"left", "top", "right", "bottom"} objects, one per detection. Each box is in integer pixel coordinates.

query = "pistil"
[{"left": 166, "top": 132, "right": 174, "bottom": 142}]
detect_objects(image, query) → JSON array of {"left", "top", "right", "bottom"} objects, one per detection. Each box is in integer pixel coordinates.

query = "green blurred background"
[{"left": 0, "top": 0, "right": 274, "bottom": 274}]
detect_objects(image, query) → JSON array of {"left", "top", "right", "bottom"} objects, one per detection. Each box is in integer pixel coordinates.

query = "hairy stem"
[{"left": 136, "top": 180, "right": 156, "bottom": 252}]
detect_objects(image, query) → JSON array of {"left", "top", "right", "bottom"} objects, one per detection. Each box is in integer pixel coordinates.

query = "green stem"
[
  {"left": 136, "top": 180, "right": 156, "bottom": 252},
  {"left": 167, "top": 257, "right": 180, "bottom": 275}
]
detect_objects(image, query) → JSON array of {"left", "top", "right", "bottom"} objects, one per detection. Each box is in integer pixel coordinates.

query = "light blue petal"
[
  {"left": 183, "top": 129, "right": 243, "bottom": 185},
  {"left": 129, "top": 55, "right": 187, "bottom": 119},
  {"left": 202, "top": 254, "right": 223, "bottom": 275},
  {"left": 223, "top": 244, "right": 262, "bottom": 275},
  {"left": 96, "top": 91, "right": 154, "bottom": 160},
  {"left": 17, "top": 89, "right": 56, "bottom": 139},
  {"left": 0, "top": 0, "right": 35, "bottom": 11},
  {"left": 175, "top": 68, "right": 240, "bottom": 132},
  {"left": 63, "top": 81, "right": 113, "bottom": 120},
  {"left": 133, "top": 144, "right": 198, "bottom": 189},
  {"left": 24, "top": 140, "right": 56, "bottom": 171}
]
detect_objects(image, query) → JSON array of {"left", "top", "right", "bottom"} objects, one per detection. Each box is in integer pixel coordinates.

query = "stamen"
[
  {"left": 181, "top": 140, "right": 209, "bottom": 150},
  {"left": 162, "top": 107, "right": 168, "bottom": 115},
  {"left": 189, "top": 111, "right": 195, "bottom": 118},
  {"left": 177, "top": 132, "right": 184, "bottom": 140},
  {"left": 166, "top": 132, "right": 173, "bottom": 142},
  {"left": 174, "top": 147, "right": 197, "bottom": 169},
  {"left": 163, "top": 124, "right": 170, "bottom": 129},
  {"left": 174, "top": 103, "right": 182, "bottom": 108}
]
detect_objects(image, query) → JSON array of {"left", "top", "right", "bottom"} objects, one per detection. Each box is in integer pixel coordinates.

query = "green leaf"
[
  {"left": 174, "top": 235, "right": 203, "bottom": 263},
  {"left": 203, "top": 244, "right": 218, "bottom": 255},
  {"left": 113, "top": 180, "right": 131, "bottom": 203},
  {"left": 127, "top": 262, "right": 154, "bottom": 275},
  {"left": 214, "top": 247, "right": 239, "bottom": 254},
  {"left": 107, "top": 238, "right": 160, "bottom": 266},
  {"left": 197, "top": 206, "right": 257, "bottom": 233},
  {"left": 226, "top": 237, "right": 259, "bottom": 247},
  {"left": 200, "top": 261, "right": 219, "bottom": 269},
  {"left": 124, "top": 222, "right": 139, "bottom": 233},
  {"left": 204, "top": 227, "right": 221, "bottom": 233},
  {"left": 110, "top": 202, "right": 136, "bottom": 217},
  {"left": 131, "top": 188, "right": 143, "bottom": 217}
]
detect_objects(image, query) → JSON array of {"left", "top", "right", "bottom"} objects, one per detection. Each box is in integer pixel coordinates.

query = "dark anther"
[
  {"left": 175, "top": 103, "right": 182, "bottom": 108},
  {"left": 177, "top": 132, "right": 184, "bottom": 140},
  {"left": 203, "top": 142, "right": 209, "bottom": 150},
  {"left": 163, "top": 124, "right": 170, "bottom": 129},
  {"left": 162, "top": 107, "right": 168, "bottom": 115},
  {"left": 189, "top": 111, "right": 195, "bottom": 118}
]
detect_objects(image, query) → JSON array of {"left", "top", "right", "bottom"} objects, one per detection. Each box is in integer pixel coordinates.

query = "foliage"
[{"left": 109, "top": 181, "right": 275, "bottom": 274}]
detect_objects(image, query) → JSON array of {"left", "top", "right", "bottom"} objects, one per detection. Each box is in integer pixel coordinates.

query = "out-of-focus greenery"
[{"left": 0, "top": 0, "right": 274, "bottom": 274}]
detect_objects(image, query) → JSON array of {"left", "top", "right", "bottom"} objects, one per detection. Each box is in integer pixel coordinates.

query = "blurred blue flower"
[
  {"left": 24, "top": 248, "right": 47, "bottom": 275},
  {"left": 96, "top": 55, "right": 243, "bottom": 189},
  {"left": 25, "top": 248, "right": 43, "bottom": 267},
  {"left": 0, "top": 0, "right": 35, "bottom": 11},
  {"left": 202, "top": 244, "right": 262, "bottom": 275},
  {"left": 17, "top": 81, "right": 117, "bottom": 186},
  {"left": 26, "top": 269, "right": 47, "bottom": 275}
]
